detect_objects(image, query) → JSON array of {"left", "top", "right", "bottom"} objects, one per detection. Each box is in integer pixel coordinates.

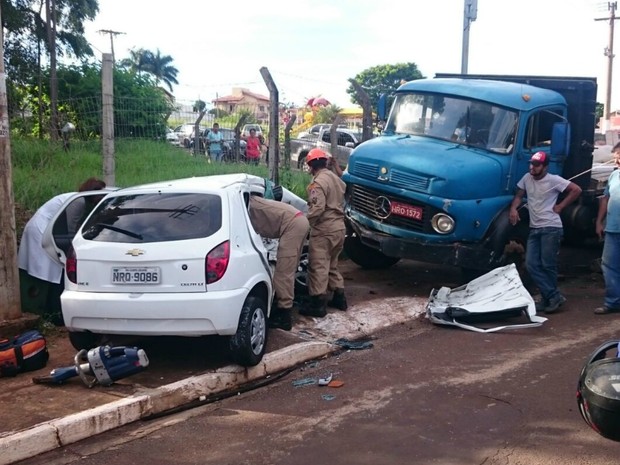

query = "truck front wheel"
[{"left": 344, "top": 232, "right": 400, "bottom": 269}]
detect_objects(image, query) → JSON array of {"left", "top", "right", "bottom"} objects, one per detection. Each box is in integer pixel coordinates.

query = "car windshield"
[
  {"left": 81, "top": 193, "right": 222, "bottom": 243},
  {"left": 384, "top": 92, "right": 518, "bottom": 154}
]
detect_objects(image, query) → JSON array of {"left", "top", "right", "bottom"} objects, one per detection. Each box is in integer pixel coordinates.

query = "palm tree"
[
  {"left": 120, "top": 48, "right": 153, "bottom": 75},
  {"left": 120, "top": 48, "right": 179, "bottom": 93},
  {"left": 315, "top": 104, "right": 343, "bottom": 124},
  {"left": 146, "top": 49, "right": 179, "bottom": 93}
]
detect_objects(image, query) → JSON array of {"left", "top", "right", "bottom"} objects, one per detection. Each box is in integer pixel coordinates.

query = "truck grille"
[
  {"left": 349, "top": 185, "right": 436, "bottom": 232},
  {"left": 350, "top": 162, "right": 431, "bottom": 192}
]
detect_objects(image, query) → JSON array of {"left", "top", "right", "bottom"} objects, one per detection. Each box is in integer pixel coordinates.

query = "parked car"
[
  {"left": 241, "top": 124, "right": 263, "bottom": 138},
  {"left": 42, "top": 174, "right": 308, "bottom": 367},
  {"left": 291, "top": 127, "right": 366, "bottom": 171},
  {"left": 174, "top": 124, "right": 209, "bottom": 148},
  {"left": 166, "top": 127, "right": 179, "bottom": 145},
  {"left": 297, "top": 123, "right": 346, "bottom": 139}
]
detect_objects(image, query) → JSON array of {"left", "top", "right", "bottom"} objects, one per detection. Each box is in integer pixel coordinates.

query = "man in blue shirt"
[
  {"left": 207, "top": 123, "right": 224, "bottom": 162},
  {"left": 595, "top": 142, "right": 620, "bottom": 314}
]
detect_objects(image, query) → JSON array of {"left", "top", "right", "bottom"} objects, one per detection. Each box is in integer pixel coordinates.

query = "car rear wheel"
[
  {"left": 229, "top": 296, "right": 268, "bottom": 367},
  {"left": 68, "top": 331, "right": 104, "bottom": 351}
]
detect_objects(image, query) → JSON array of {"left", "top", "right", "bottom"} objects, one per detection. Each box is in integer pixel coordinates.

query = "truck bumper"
[{"left": 347, "top": 217, "right": 501, "bottom": 271}]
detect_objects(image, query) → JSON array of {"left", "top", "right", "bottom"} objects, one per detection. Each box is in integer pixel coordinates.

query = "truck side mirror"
[
  {"left": 377, "top": 94, "right": 387, "bottom": 121},
  {"left": 551, "top": 122, "right": 570, "bottom": 157}
]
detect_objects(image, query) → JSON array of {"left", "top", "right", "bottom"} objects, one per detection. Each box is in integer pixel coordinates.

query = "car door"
[{"left": 42, "top": 190, "right": 113, "bottom": 266}]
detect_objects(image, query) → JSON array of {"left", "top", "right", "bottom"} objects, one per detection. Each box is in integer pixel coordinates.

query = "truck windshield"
[{"left": 385, "top": 93, "right": 518, "bottom": 154}]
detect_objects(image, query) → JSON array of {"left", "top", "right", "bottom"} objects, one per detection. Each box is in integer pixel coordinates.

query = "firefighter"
[
  {"left": 300, "top": 148, "right": 348, "bottom": 318},
  {"left": 248, "top": 194, "right": 309, "bottom": 330}
]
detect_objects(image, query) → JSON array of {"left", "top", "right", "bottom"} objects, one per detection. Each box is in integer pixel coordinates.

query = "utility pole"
[
  {"left": 461, "top": 0, "right": 478, "bottom": 74},
  {"left": 97, "top": 29, "right": 125, "bottom": 63},
  {"left": 596, "top": 2, "right": 619, "bottom": 131}
]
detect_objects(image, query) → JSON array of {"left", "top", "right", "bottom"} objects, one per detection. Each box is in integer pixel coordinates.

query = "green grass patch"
[{"left": 12, "top": 137, "right": 311, "bottom": 211}]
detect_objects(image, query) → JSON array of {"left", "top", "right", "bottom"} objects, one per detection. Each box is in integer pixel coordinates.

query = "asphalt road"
[{"left": 18, "top": 243, "right": 620, "bottom": 465}]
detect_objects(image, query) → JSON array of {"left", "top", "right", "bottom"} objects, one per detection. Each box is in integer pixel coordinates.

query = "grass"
[{"left": 11, "top": 137, "right": 311, "bottom": 213}]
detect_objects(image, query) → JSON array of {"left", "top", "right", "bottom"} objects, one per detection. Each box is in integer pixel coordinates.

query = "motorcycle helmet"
[{"left": 577, "top": 340, "right": 620, "bottom": 441}]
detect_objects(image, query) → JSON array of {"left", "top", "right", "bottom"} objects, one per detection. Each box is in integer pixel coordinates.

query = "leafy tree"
[
  {"left": 2, "top": 0, "right": 98, "bottom": 85},
  {"left": 15, "top": 63, "right": 175, "bottom": 139},
  {"left": 3, "top": 0, "right": 99, "bottom": 139},
  {"left": 346, "top": 63, "right": 424, "bottom": 106},
  {"left": 596, "top": 102, "right": 604, "bottom": 119},
  {"left": 193, "top": 99, "right": 206, "bottom": 112}
]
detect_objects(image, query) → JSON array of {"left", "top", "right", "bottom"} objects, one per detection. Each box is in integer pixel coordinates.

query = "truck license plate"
[
  {"left": 390, "top": 201, "right": 423, "bottom": 220},
  {"left": 112, "top": 267, "right": 160, "bottom": 284}
]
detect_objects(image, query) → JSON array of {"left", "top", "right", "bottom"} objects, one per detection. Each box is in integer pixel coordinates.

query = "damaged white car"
[{"left": 42, "top": 174, "right": 307, "bottom": 367}]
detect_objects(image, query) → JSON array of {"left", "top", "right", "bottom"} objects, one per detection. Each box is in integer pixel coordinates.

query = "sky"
[{"left": 83, "top": 0, "right": 617, "bottom": 110}]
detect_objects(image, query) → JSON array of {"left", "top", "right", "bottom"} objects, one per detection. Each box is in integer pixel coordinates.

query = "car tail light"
[
  {"left": 206, "top": 241, "right": 230, "bottom": 284},
  {"left": 66, "top": 247, "right": 77, "bottom": 284}
]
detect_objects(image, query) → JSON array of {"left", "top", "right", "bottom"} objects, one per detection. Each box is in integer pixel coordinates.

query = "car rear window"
[{"left": 81, "top": 193, "right": 222, "bottom": 243}]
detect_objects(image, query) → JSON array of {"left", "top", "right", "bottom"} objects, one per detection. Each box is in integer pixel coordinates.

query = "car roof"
[{"left": 112, "top": 174, "right": 267, "bottom": 195}]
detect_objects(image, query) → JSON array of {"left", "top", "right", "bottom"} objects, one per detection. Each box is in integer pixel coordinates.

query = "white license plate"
[{"left": 112, "top": 267, "right": 160, "bottom": 284}]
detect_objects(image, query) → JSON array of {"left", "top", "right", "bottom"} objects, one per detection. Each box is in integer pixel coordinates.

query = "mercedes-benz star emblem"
[{"left": 374, "top": 196, "right": 392, "bottom": 220}]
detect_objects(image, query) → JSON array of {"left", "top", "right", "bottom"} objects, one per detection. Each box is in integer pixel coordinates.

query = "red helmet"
[{"left": 306, "top": 148, "right": 329, "bottom": 165}]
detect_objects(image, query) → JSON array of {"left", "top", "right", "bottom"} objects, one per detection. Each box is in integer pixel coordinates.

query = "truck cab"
[{"left": 342, "top": 75, "right": 600, "bottom": 272}]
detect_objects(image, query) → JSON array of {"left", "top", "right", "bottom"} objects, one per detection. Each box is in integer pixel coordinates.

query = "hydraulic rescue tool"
[{"left": 32, "top": 345, "right": 149, "bottom": 388}]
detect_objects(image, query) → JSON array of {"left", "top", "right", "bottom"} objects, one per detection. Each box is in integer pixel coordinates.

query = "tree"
[
  {"left": 145, "top": 49, "right": 179, "bottom": 92},
  {"left": 346, "top": 63, "right": 424, "bottom": 107},
  {"left": 314, "top": 104, "right": 342, "bottom": 124},
  {"left": 14, "top": 63, "right": 175, "bottom": 139},
  {"left": 2, "top": 0, "right": 98, "bottom": 86},
  {"left": 2, "top": 0, "right": 99, "bottom": 138},
  {"left": 119, "top": 48, "right": 179, "bottom": 93},
  {"left": 120, "top": 48, "right": 152, "bottom": 75},
  {"left": 193, "top": 99, "right": 206, "bottom": 113},
  {"left": 596, "top": 102, "right": 604, "bottom": 120}
]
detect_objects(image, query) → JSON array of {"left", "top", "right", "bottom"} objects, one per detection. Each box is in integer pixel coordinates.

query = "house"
[{"left": 212, "top": 88, "right": 270, "bottom": 123}]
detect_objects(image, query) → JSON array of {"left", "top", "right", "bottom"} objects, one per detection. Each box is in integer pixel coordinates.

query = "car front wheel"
[{"left": 229, "top": 296, "right": 268, "bottom": 366}]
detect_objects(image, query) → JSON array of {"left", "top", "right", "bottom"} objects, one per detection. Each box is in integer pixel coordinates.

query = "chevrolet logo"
[{"left": 125, "top": 249, "right": 145, "bottom": 257}]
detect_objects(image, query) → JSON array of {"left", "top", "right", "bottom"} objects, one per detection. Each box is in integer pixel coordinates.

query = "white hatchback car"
[{"left": 43, "top": 174, "right": 307, "bottom": 367}]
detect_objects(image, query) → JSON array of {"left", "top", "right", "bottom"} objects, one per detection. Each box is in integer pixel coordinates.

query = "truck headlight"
[{"left": 431, "top": 213, "right": 455, "bottom": 234}]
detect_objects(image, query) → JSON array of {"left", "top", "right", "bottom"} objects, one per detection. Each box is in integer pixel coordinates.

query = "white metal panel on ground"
[{"left": 426, "top": 264, "right": 547, "bottom": 333}]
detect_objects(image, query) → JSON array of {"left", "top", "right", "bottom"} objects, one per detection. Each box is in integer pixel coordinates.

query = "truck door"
[{"left": 518, "top": 107, "right": 566, "bottom": 179}]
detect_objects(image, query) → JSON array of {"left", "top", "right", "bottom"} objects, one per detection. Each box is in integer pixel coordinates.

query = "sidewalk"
[{"left": 0, "top": 258, "right": 432, "bottom": 465}]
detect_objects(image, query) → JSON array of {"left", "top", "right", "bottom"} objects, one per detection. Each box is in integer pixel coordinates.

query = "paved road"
[{"left": 20, "top": 244, "right": 620, "bottom": 465}]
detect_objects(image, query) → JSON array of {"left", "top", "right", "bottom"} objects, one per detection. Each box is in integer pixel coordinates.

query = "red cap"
[{"left": 530, "top": 151, "right": 548, "bottom": 165}]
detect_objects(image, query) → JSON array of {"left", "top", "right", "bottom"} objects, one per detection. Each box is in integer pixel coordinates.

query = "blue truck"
[{"left": 342, "top": 74, "right": 608, "bottom": 273}]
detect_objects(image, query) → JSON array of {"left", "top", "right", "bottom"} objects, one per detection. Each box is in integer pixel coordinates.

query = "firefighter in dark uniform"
[
  {"left": 300, "top": 148, "right": 348, "bottom": 318},
  {"left": 249, "top": 194, "right": 309, "bottom": 330}
]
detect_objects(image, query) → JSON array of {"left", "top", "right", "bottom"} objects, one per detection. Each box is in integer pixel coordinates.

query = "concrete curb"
[{"left": 0, "top": 340, "right": 335, "bottom": 465}]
